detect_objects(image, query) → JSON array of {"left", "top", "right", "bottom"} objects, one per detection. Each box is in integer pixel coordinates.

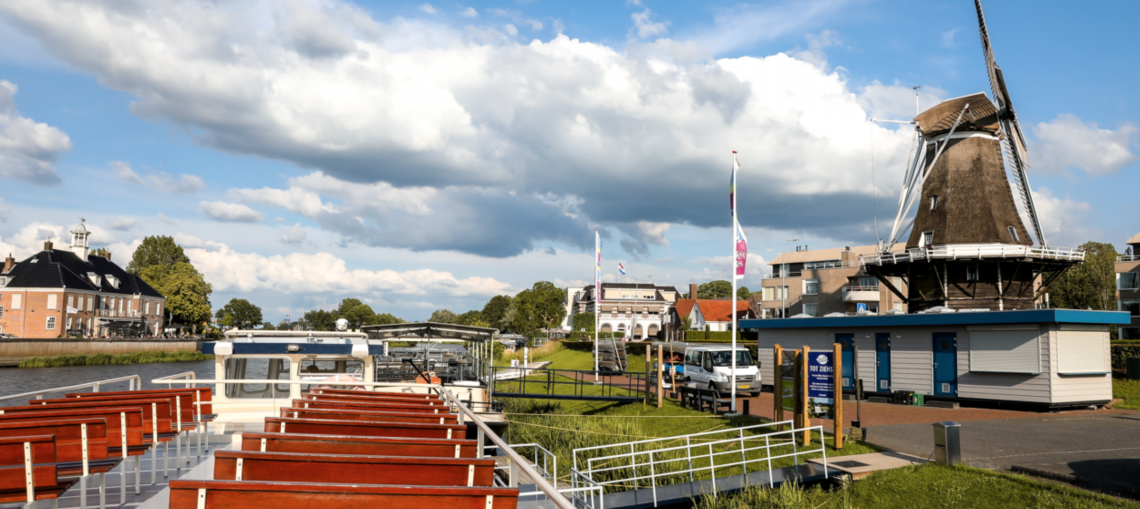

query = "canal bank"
[{"left": 0, "top": 338, "right": 202, "bottom": 367}]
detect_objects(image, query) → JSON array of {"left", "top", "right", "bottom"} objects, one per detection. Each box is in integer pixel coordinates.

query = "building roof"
[
  {"left": 740, "top": 309, "right": 1130, "bottom": 329},
  {"left": 768, "top": 244, "right": 904, "bottom": 265},
  {"left": 2, "top": 249, "right": 164, "bottom": 298},
  {"left": 585, "top": 282, "right": 680, "bottom": 292},
  {"left": 1128, "top": 232, "right": 1140, "bottom": 246},
  {"left": 694, "top": 299, "right": 751, "bottom": 322},
  {"left": 673, "top": 299, "right": 696, "bottom": 319}
]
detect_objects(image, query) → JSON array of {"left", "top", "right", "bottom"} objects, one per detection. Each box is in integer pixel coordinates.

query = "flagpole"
[
  {"left": 595, "top": 229, "right": 600, "bottom": 383},
  {"left": 730, "top": 151, "right": 739, "bottom": 415}
]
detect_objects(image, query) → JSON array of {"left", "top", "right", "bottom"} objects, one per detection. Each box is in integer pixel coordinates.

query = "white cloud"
[
  {"left": 790, "top": 29, "right": 841, "bottom": 68},
  {"left": 0, "top": 220, "right": 128, "bottom": 260},
  {"left": 858, "top": 80, "right": 948, "bottom": 121},
  {"left": 1031, "top": 114, "right": 1139, "bottom": 176},
  {"left": 695, "top": 0, "right": 848, "bottom": 55},
  {"left": 198, "top": 201, "right": 265, "bottom": 223},
  {"left": 460, "top": 7, "right": 478, "bottom": 18},
  {"left": 941, "top": 28, "right": 957, "bottom": 48},
  {"left": 106, "top": 216, "right": 136, "bottom": 231},
  {"left": 280, "top": 223, "right": 307, "bottom": 245},
  {"left": 630, "top": 9, "right": 667, "bottom": 40},
  {"left": 0, "top": 198, "right": 9, "bottom": 222},
  {"left": 488, "top": 8, "right": 542, "bottom": 30},
  {"left": 183, "top": 239, "right": 512, "bottom": 297},
  {"left": 1030, "top": 187, "right": 1096, "bottom": 247},
  {"left": 418, "top": 4, "right": 437, "bottom": 15},
  {"left": 111, "top": 161, "right": 204, "bottom": 193},
  {"left": 0, "top": 80, "right": 71, "bottom": 185}
]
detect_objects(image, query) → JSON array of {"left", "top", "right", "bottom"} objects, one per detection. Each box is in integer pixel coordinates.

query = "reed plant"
[
  {"left": 499, "top": 340, "right": 566, "bottom": 365},
  {"left": 19, "top": 350, "right": 213, "bottom": 368}
]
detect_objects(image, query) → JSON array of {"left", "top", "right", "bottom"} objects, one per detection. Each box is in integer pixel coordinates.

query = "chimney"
[
  {"left": 3, "top": 254, "right": 13, "bottom": 273},
  {"left": 689, "top": 283, "right": 698, "bottom": 299},
  {"left": 104, "top": 251, "right": 112, "bottom": 261},
  {"left": 44, "top": 240, "right": 53, "bottom": 251}
]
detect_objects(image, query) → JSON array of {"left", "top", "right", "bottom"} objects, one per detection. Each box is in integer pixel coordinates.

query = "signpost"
[{"left": 776, "top": 343, "right": 843, "bottom": 448}]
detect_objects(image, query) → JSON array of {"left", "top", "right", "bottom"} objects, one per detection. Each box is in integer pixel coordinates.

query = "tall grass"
[
  {"left": 19, "top": 350, "right": 213, "bottom": 368},
  {"left": 500, "top": 341, "right": 565, "bottom": 365}
]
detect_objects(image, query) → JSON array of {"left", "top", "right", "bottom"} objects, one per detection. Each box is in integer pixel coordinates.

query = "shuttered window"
[
  {"left": 46, "top": 294, "right": 57, "bottom": 310},
  {"left": 968, "top": 328, "right": 1040, "bottom": 374},
  {"left": 1057, "top": 330, "right": 1108, "bottom": 375}
]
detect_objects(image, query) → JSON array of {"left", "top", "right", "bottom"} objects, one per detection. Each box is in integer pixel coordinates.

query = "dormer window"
[
  {"left": 920, "top": 231, "right": 934, "bottom": 248},
  {"left": 87, "top": 272, "right": 101, "bottom": 286},
  {"left": 0, "top": 276, "right": 6, "bottom": 287},
  {"left": 106, "top": 275, "right": 119, "bottom": 289},
  {"left": 30, "top": 258, "right": 38, "bottom": 264},
  {"left": 930, "top": 195, "right": 939, "bottom": 211}
]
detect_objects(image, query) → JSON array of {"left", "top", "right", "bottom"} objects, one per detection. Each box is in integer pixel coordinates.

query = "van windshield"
[{"left": 709, "top": 350, "right": 753, "bottom": 367}]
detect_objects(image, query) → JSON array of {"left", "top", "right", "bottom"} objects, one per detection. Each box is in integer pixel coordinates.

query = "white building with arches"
[{"left": 567, "top": 283, "right": 680, "bottom": 340}]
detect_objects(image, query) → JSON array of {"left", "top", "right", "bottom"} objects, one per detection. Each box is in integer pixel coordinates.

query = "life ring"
[
  {"left": 317, "top": 374, "right": 366, "bottom": 390},
  {"left": 415, "top": 371, "right": 442, "bottom": 384}
]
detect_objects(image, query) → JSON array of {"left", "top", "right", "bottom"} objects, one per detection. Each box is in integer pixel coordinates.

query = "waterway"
[{"left": 0, "top": 360, "right": 214, "bottom": 406}]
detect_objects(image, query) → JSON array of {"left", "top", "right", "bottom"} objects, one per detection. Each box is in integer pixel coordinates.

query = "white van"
[{"left": 683, "top": 345, "right": 761, "bottom": 396}]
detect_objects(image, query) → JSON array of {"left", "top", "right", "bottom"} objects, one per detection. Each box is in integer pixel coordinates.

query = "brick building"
[{"left": 0, "top": 221, "right": 166, "bottom": 338}]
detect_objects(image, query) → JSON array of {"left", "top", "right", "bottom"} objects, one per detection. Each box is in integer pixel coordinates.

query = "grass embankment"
[
  {"left": 694, "top": 464, "right": 1140, "bottom": 509},
  {"left": 1112, "top": 374, "right": 1140, "bottom": 409},
  {"left": 498, "top": 342, "right": 647, "bottom": 373},
  {"left": 19, "top": 351, "right": 213, "bottom": 368}
]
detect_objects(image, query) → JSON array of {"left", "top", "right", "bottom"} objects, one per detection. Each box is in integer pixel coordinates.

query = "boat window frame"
[{"left": 223, "top": 354, "right": 294, "bottom": 400}]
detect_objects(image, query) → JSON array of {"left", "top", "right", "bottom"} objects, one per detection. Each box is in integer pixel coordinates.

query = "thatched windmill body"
[{"left": 863, "top": 0, "right": 1084, "bottom": 312}]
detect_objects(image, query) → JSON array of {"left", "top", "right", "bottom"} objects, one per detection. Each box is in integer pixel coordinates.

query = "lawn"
[
  {"left": 1112, "top": 374, "right": 1140, "bottom": 410},
  {"left": 695, "top": 464, "right": 1140, "bottom": 509},
  {"left": 496, "top": 341, "right": 648, "bottom": 373}
]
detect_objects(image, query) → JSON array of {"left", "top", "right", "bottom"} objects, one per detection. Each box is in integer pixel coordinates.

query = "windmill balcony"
[{"left": 842, "top": 285, "right": 880, "bottom": 302}]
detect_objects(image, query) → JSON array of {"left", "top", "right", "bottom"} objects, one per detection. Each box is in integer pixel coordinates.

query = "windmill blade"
[
  {"left": 975, "top": 0, "right": 1004, "bottom": 106},
  {"left": 1002, "top": 127, "right": 1047, "bottom": 246},
  {"left": 976, "top": 0, "right": 1031, "bottom": 166}
]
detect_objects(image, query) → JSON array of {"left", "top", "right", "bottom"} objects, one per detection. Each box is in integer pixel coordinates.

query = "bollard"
[
  {"left": 743, "top": 399, "right": 750, "bottom": 415},
  {"left": 932, "top": 421, "right": 961, "bottom": 466}
]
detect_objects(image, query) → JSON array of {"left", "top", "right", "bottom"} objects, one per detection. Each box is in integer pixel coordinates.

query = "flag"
[
  {"left": 618, "top": 262, "right": 625, "bottom": 276},
  {"left": 731, "top": 152, "right": 747, "bottom": 280},
  {"left": 595, "top": 229, "right": 601, "bottom": 291}
]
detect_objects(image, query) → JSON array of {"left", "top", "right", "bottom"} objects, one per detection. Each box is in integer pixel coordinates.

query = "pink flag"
[{"left": 731, "top": 153, "right": 747, "bottom": 280}]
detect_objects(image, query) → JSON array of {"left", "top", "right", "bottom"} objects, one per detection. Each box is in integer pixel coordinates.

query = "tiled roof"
[
  {"left": 695, "top": 299, "right": 752, "bottom": 322},
  {"left": 2, "top": 249, "right": 164, "bottom": 298},
  {"left": 673, "top": 299, "right": 696, "bottom": 319}
]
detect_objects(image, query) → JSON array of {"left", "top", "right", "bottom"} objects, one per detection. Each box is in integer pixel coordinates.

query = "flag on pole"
[
  {"left": 618, "top": 263, "right": 625, "bottom": 276},
  {"left": 595, "top": 230, "right": 602, "bottom": 289},
  {"left": 731, "top": 153, "right": 747, "bottom": 280}
]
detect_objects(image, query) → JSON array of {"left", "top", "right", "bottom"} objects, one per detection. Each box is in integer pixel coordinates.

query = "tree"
[
  {"left": 334, "top": 298, "right": 376, "bottom": 328},
  {"left": 737, "top": 286, "right": 751, "bottom": 300},
  {"left": 481, "top": 295, "right": 512, "bottom": 330},
  {"left": 374, "top": 312, "right": 404, "bottom": 325},
  {"left": 140, "top": 262, "right": 212, "bottom": 330},
  {"left": 303, "top": 309, "right": 336, "bottom": 331},
  {"left": 572, "top": 312, "right": 595, "bottom": 332},
  {"left": 512, "top": 281, "right": 566, "bottom": 339},
  {"left": 92, "top": 247, "right": 109, "bottom": 258},
  {"left": 454, "top": 310, "right": 483, "bottom": 325},
  {"left": 1050, "top": 241, "right": 1118, "bottom": 311},
  {"left": 429, "top": 309, "right": 457, "bottom": 324},
  {"left": 260, "top": 322, "right": 276, "bottom": 330},
  {"left": 126, "top": 236, "right": 190, "bottom": 274},
  {"left": 698, "top": 280, "right": 733, "bottom": 299},
  {"left": 680, "top": 316, "right": 692, "bottom": 331},
  {"left": 216, "top": 298, "right": 263, "bottom": 329},
  {"left": 500, "top": 300, "right": 519, "bottom": 334}
]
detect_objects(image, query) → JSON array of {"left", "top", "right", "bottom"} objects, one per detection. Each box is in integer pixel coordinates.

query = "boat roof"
[
  {"left": 224, "top": 329, "right": 368, "bottom": 340},
  {"left": 362, "top": 322, "right": 498, "bottom": 342}
]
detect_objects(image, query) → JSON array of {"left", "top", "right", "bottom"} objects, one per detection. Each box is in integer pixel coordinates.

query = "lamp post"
[{"left": 781, "top": 238, "right": 798, "bottom": 318}]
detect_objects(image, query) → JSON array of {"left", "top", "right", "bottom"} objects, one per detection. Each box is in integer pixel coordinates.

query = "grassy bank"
[
  {"left": 694, "top": 464, "right": 1140, "bottom": 509},
  {"left": 19, "top": 350, "right": 213, "bottom": 368},
  {"left": 1112, "top": 374, "right": 1140, "bottom": 409}
]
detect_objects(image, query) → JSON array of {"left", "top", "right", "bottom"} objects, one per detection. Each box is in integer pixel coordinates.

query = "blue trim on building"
[{"left": 740, "top": 309, "right": 1130, "bottom": 330}]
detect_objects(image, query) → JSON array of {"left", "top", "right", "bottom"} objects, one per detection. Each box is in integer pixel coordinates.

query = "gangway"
[
  {"left": 489, "top": 367, "right": 646, "bottom": 402},
  {"left": 596, "top": 340, "right": 628, "bottom": 372},
  {"left": 568, "top": 421, "right": 831, "bottom": 509}
]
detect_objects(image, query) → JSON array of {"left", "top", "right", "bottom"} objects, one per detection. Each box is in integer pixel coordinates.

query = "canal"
[{"left": 0, "top": 360, "right": 215, "bottom": 406}]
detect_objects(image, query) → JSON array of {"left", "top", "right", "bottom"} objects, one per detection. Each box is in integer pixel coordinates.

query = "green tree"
[
  {"left": 481, "top": 295, "right": 512, "bottom": 330},
  {"left": 680, "top": 316, "right": 693, "bottom": 331},
  {"left": 468, "top": 318, "right": 493, "bottom": 329},
  {"left": 92, "top": 247, "right": 109, "bottom": 258},
  {"left": 429, "top": 309, "right": 457, "bottom": 323},
  {"left": 303, "top": 309, "right": 336, "bottom": 331},
  {"left": 140, "top": 262, "right": 212, "bottom": 330},
  {"left": 374, "top": 312, "right": 404, "bottom": 325},
  {"left": 454, "top": 310, "right": 482, "bottom": 325},
  {"left": 500, "top": 300, "right": 519, "bottom": 334},
  {"left": 572, "top": 312, "right": 595, "bottom": 332},
  {"left": 1050, "top": 241, "right": 1118, "bottom": 311},
  {"left": 511, "top": 281, "right": 566, "bottom": 339},
  {"left": 698, "top": 280, "right": 733, "bottom": 299},
  {"left": 126, "top": 236, "right": 191, "bottom": 274},
  {"left": 736, "top": 286, "right": 751, "bottom": 300},
  {"left": 260, "top": 322, "right": 276, "bottom": 330},
  {"left": 216, "top": 298, "right": 263, "bottom": 329}
]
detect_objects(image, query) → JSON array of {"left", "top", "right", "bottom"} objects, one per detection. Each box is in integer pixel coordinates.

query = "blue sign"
[
  {"left": 807, "top": 351, "right": 835, "bottom": 419},
  {"left": 857, "top": 303, "right": 867, "bottom": 312}
]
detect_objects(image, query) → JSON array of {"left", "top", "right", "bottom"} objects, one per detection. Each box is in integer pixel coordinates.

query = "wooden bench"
[
  {"left": 264, "top": 417, "right": 467, "bottom": 439},
  {"left": 677, "top": 386, "right": 730, "bottom": 413},
  {"left": 293, "top": 397, "right": 447, "bottom": 413},
  {"left": 0, "top": 419, "right": 111, "bottom": 509},
  {"left": 280, "top": 408, "right": 459, "bottom": 425},
  {"left": 169, "top": 479, "right": 519, "bottom": 509},
  {"left": 213, "top": 450, "right": 496, "bottom": 486},
  {"left": 309, "top": 389, "right": 445, "bottom": 402},
  {"left": 238, "top": 432, "right": 479, "bottom": 459},
  {"left": 68, "top": 388, "right": 217, "bottom": 458},
  {"left": 0, "top": 435, "right": 72, "bottom": 508}
]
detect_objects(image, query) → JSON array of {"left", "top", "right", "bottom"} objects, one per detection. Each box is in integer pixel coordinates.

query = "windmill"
[{"left": 862, "top": 0, "right": 1084, "bottom": 313}]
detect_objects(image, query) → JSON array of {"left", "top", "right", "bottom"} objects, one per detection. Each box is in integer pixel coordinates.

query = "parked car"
[{"left": 682, "top": 345, "right": 761, "bottom": 397}]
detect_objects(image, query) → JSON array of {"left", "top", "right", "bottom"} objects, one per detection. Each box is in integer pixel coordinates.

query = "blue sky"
[{"left": 0, "top": 0, "right": 1136, "bottom": 322}]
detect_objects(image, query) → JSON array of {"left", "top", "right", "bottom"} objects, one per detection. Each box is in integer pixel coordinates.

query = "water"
[{"left": 0, "top": 360, "right": 215, "bottom": 406}]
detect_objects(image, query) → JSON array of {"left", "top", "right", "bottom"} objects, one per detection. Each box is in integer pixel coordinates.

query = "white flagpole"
[
  {"left": 730, "top": 151, "right": 739, "bottom": 415},
  {"left": 594, "top": 229, "right": 600, "bottom": 383}
]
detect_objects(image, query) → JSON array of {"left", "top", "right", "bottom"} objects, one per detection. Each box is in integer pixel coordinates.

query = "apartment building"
[
  {"left": 0, "top": 221, "right": 166, "bottom": 338},
  {"left": 755, "top": 244, "right": 907, "bottom": 318},
  {"left": 1117, "top": 233, "right": 1140, "bottom": 339},
  {"left": 569, "top": 283, "right": 680, "bottom": 339}
]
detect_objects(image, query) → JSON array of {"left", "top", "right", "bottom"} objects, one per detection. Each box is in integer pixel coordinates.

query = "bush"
[
  {"left": 683, "top": 331, "right": 744, "bottom": 342},
  {"left": 1111, "top": 344, "right": 1140, "bottom": 371}
]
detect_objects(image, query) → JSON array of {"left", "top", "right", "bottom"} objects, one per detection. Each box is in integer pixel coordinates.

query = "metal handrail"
[
  {"left": 154, "top": 371, "right": 197, "bottom": 388},
  {"left": 862, "top": 244, "right": 1085, "bottom": 265},
  {"left": 570, "top": 469, "right": 605, "bottom": 509},
  {"left": 486, "top": 443, "right": 557, "bottom": 492},
  {"left": 0, "top": 374, "right": 141, "bottom": 402},
  {"left": 572, "top": 421, "right": 786, "bottom": 470}
]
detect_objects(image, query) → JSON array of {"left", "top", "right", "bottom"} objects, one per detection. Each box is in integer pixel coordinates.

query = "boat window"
[
  {"left": 224, "top": 358, "right": 291, "bottom": 399},
  {"left": 299, "top": 358, "right": 364, "bottom": 393}
]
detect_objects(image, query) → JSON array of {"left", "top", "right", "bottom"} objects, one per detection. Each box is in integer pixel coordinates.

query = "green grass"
[
  {"left": 1112, "top": 374, "right": 1140, "bottom": 409},
  {"left": 19, "top": 350, "right": 213, "bottom": 368},
  {"left": 694, "top": 464, "right": 1140, "bottom": 509}
]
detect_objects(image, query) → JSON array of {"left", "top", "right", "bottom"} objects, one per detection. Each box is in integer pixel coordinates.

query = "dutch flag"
[{"left": 618, "top": 263, "right": 626, "bottom": 276}]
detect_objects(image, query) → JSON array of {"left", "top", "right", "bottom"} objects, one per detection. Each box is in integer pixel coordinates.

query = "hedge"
[
  {"left": 682, "top": 331, "right": 744, "bottom": 342},
  {"left": 1112, "top": 344, "right": 1140, "bottom": 371}
]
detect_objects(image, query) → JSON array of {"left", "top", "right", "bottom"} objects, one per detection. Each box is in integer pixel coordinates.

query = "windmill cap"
[{"left": 915, "top": 92, "right": 999, "bottom": 137}]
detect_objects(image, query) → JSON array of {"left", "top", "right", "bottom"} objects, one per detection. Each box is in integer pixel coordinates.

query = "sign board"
[
  {"left": 780, "top": 351, "right": 796, "bottom": 413},
  {"left": 807, "top": 351, "right": 835, "bottom": 419},
  {"left": 856, "top": 303, "right": 866, "bottom": 312}
]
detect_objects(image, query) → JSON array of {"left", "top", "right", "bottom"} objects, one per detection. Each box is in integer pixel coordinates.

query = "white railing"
[
  {"left": 572, "top": 421, "right": 828, "bottom": 507},
  {"left": 862, "top": 244, "right": 1085, "bottom": 266},
  {"left": 841, "top": 285, "right": 879, "bottom": 293},
  {"left": 1119, "top": 254, "right": 1140, "bottom": 262},
  {"left": 97, "top": 309, "right": 142, "bottom": 319},
  {"left": 0, "top": 374, "right": 141, "bottom": 402}
]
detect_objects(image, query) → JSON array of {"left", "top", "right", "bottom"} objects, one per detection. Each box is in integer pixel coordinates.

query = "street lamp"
[{"left": 781, "top": 239, "right": 799, "bottom": 318}]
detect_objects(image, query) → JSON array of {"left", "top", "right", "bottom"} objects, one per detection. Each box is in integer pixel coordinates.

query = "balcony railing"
[
  {"left": 1119, "top": 254, "right": 1140, "bottom": 262},
  {"left": 841, "top": 285, "right": 881, "bottom": 302},
  {"left": 97, "top": 309, "right": 141, "bottom": 319},
  {"left": 862, "top": 245, "right": 1085, "bottom": 266}
]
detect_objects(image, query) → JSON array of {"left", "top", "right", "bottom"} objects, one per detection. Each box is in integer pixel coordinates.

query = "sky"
[{"left": 0, "top": 0, "right": 1136, "bottom": 323}]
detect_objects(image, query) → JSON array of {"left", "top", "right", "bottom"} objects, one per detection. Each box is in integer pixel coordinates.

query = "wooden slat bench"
[
  {"left": 213, "top": 450, "right": 497, "bottom": 486},
  {"left": 68, "top": 389, "right": 217, "bottom": 459},
  {"left": 238, "top": 432, "right": 479, "bottom": 459},
  {"left": 309, "top": 389, "right": 445, "bottom": 402},
  {"left": 0, "top": 435, "right": 79, "bottom": 507},
  {"left": 264, "top": 418, "right": 467, "bottom": 439},
  {"left": 293, "top": 397, "right": 447, "bottom": 413},
  {"left": 279, "top": 408, "right": 459, "bottom": 425},
  {"left": 0, "top": 420, "right": 111, "bottom": 509},
  {"left": 169, "top": 480, "right": 519, "bottom": 509}
]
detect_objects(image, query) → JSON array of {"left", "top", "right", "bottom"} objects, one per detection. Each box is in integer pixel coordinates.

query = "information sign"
[
  {"left": 807, "top": 351, "right": 835, "bottom": 419},
  {"left": 780, "top": 352, "right": 796, "bottom": 413}
]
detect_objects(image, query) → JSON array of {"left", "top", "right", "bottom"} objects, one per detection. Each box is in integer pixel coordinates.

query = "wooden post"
[
  {"left": 644, "top": 344, "right": 652, "bottom": 405},
  {"left": 656, "top": 343, "right": 664, "bottom": 408},
  {"left": 802, "top": 345, "right": 811, "bottom": 446},
  {"left": 773, "top": 344, "right": 783, "bottom": 427},
  {"left": 791, "top": 349, "right": 802, "bottom": 431},
  {"left": 833, "top": 342, "right": 843, "bottom": 449}
]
